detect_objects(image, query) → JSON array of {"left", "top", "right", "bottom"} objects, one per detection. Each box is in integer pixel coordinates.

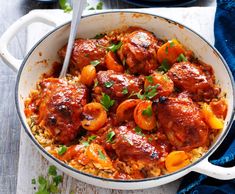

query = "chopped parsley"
[
  {"left": 94, "top": 33, "right": 106, "bottom": 39},
  {"left": 177, "top": 53, "right": 188, "bottom": 62},
  {"left": 134, "top": 126, "right": 144, "bottom": 136},
  {"left": 96, "top": 1, "right": 104, "bottom": 10},
  {"left": 32, "top": 165, "right": 63, "bottom": 193},
  {"left": 82, "top": 135, "right": 97, "bottom": 147},
  {"left": 90, "top": 60, "right": 100, "bottom": 66},
  {"left": 122, "top": 88, "right": 128, "bottom": 95},
  {"left": 106, "top": 131, "right": 115, "bottom": 143},
  {"left": 59, "top": 0, "right": 72, "bottom": 13},
  {"left": 58, "top": 145, "right": 67, "bottom": 155},
  {"left": 98, "top": 150, "right": 106, "bottom": 160},
  {"left": 169, "top": 41, "right": 175, "bottom": 47},
  {"left": 145, "top": 75, "right": 154, "bottom": 84},
  {"left": 107, "top": 41, "right": 122, "bottom": 52},
  {"left": 142, "top": 105, "right": 153, "bottom": 116},
  {"left": 158, "top": 59, "right": 170, "bottom": 73},
  {"left": 148, "top": 137, "right": 153, "bottom": 141},
  {"left": 165, "top": 46, "right": 169, "bottom": 54},
  {"left": 104, "top": 81, "right": 114, "bottom": 88},
  {"left": 32, "top": 178, "right": 36, "bottom": 184},
  {"left": 87, "top": 1, "right": 104, "bottom": 10},
  {"left": 88, "top": 135, "right": 97, "bottom": 142},
  {"left": 82, "top": 141, "right": 89, "bottom": 147},
  {"left": 100, "top": 93, "right": 115, "bottom": 111}
]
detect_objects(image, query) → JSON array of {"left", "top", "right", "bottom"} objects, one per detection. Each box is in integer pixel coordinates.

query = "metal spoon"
[{"left": 59, "top": 0, "right": 87, "bottom": 78}]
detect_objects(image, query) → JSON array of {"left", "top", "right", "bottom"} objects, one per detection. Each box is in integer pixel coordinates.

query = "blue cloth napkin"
[{"left": 177, "top": 0, "right": 235, "bottom": 193}]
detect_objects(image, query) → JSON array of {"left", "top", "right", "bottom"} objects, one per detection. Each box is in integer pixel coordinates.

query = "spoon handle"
[{"left": 59, "top": 0, "right": 87, "bottom": 78}]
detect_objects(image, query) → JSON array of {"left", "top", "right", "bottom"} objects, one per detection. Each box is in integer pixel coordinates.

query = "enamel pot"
[{"left": 0, "top": 11, "right": 234, "bottom": 190}]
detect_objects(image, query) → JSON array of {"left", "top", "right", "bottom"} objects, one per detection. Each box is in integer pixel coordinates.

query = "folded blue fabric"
[{"left": 178, "top": 0, "right": 235, "bottom": 193}]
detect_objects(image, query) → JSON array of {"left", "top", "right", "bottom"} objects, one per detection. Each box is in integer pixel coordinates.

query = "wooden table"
[{"left": 0, "top": 0, "right": 215, "bottom": 193}]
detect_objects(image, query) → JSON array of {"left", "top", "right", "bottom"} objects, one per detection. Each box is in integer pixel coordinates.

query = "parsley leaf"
[
  {"left": 53, "top": 175, "right": 63, "bottom": 186},
  {"left": 100, "top": 93, "right": 115, "bottom": 111},
  {"left": 58, "top": 145, "right": 67, "bottom": 155},
  {"left": 122, "top": 88, "right": 128, "bottom": 95},
  {"left": 90, "top": 60, "right": 100, "bottom": 66},
  {"left": 106, "top": 131, "right": 115, "bottom": 143},
  {"left": 107, "top": 41, "right": 122, "bottom": 52},
  {"left": 98, "top": 150, "right": 106, "bottom": 160},
  {"left": 32, "top": 178, "right": 36, "bottom": 184},
  {"left": 134, "top": 126, "right": 144, "bottom": 136},
  {"left": 88, "top": 135, "right": 97, "bottom": 142},
  {"left": 48, "top": 165, "right": 57, "bottom": 176},
  {"left": 104, "top": 81, "right": 114, "bottom": 88},
  {"left": 96, "top": 1, "right": 104, "bottom": 10},
  {"left": 33, "top": 166, "right": 63, "bottom": 194},
  {"left": 82, "top": 141, "right": 89, "bottom": 147},
  {"left": 59, "top": 0, "right": 72, "bottom": 13},
  {"left": 146, "top": 75, "right": 154, "bottom": 84},
  {"left": 158, "top": 59, "right": 170, "bottom": 73},
  {"left": 165, "top": 46, "right": 169, "bottom": 54},
  {"left": 94, "top": 33, "right": 106, "bottom": 39},
  {"left": 169, "top": 41, "right": 175, "bottom": 47},
  {"left": 142, "top": 105, "right": 153, "bottom": 116},
  {"left": 177, "top": 53, "right": 188, "bottom": 62}
]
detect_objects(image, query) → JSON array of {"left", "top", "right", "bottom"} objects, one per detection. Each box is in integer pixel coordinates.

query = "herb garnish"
[
  {"left": 82, "top": 141, "right": 89, "bottom": 147},
  {"left": 177, "top": 53, "right": 188, "bottom": 62},
  {"left": 122, "top": 88, "right": 128, "bottom": 95},
  {"left": 107, "top": 41, "right": 122, "bottom": 52},
  {"left": 158, "top": 59, "right": 170, "bottom": 73},
  {"left": 165, "top": 46, "right": 169, "bottom": 54},
  {"left": 137, "top": 84, "right": 159, "bottom": 100},
  {"left": 104, "top": 81, "right": 114, "bottom": 88},
  {"left": 100, "top": 93, "right": 115, "bottom": 111},
  {"left": 59, "top": 0, "right": 72, "bottom": 13},
  {"left": 98, "top": 150, "right": 106, "bottom": 160},
  {"left": 82, "top": 135, "right": 97, "bottom": 147},
  {"left": 169, "top": 41, "right": 175, "bottom": 47},
  {"left": 142, "top": 105, "right": 153, "bottom": 116},
  {"left": 145, "top": 75, "right": 154, "bottom": 84},
  {"left": 58, "top": 145, "right": 67, "bottom": 155},
  {"left": 93, "top": 80, "right": 99, "bottom": 88},
  {"left": 90, "top": 60, "right": 100, "bottom": 66},
  {"left": 87, "top": 1, "right": 104, "bottom": 10},
  {"left": 94, "top": 33, "right": 106, "bottom": 39},
  {"left": 106, "top": 131, "right": 115, "bottom": 143},
  {"left": 32, "top": 165, "right": 63, "bottom": 194},
  {"left": 134, "top": 126, "right": 144, "bottom": 136},
  {"left": 88, "top": 135, "right": 97, "bottom": 142}
]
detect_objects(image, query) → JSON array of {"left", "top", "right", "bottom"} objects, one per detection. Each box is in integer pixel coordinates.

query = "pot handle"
[
  {"left": 192, "top": 156, "right": 235, "bottom": 180},
  {"left": 0, "top": 11, "right": 60, "bottom": 72}
]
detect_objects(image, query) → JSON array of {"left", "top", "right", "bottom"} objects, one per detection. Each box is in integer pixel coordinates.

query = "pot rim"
[{"left": 15, "top": 10, "right": 235, "bottom": 183}]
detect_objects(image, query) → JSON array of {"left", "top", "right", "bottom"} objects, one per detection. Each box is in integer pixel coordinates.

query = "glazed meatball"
[
  {"left": 112, "top": 125, "right": 164, "bottom": 162},
  {"left": 118, "top": 29, "right": 159, "bottom": 74},
  {"left": 96, "top": 70, "right": 143, "bottom": 99},
  {"left": 157, "top": 95, "right": 209, "bottom": 151},
  {"left": 58, "top": 38, "right": 108, "bottom": 73},
  {"left": 167, "top": 62, "right": 219, "bottom": 101},
  {"left": 37, "top": 78, "right": 88, "bottom": 144}
]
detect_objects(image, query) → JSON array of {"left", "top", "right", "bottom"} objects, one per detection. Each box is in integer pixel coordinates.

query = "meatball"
[
  {"left": 96, "top": 70, "right": 143, "bottom": 99},
  {"left": 167, "top": 62, "right": 219, "bottom": 101},
  {"left": 118, "top": 29, "right": 159, "bottom": 74},
  {"left": 157, "top": 95, "right": 208, "bottom": 151},
  {"left": 37, "top": 78, "right": 88, "bottom": 144},
  {"left": 58, "top": 38, "right": 108, "bottom": 73},
  {"left": 112, "top": 125, "right": 164, "bottom": 162}
]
